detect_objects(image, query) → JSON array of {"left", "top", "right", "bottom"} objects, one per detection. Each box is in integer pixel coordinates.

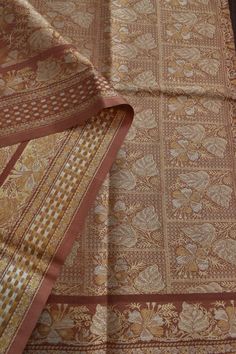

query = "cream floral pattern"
[
  {"left": 169, "top": 124, "right": 228, "bottom": 165},
  {"left": 110, "top": 63, "right": 159, "bottom": 91},
  {"left": 90, "top": 305, "right": 122, "bottom": 337},
  {"left": 0, "top": 0, "right": 65, "bottom": 65},
  {"left": 126, "top": 107, "right": 157, "bottom": 141},
  {"left": 167, "top": 95, "right": 223, "bottom": 118},
  {"left": 176, "top": 243, "right": 209, "bottom": 274},
  {"left": 0, "top": 74, "right": 25, "bottom": 96},
  {"left": 112, "top": 0, "right": 156, "bottom": 23},
  {"left": 92, "top": 255, "right": 165, "bottom": 294},
  {"left": 111, "top": 24, "right": 157, "bottom": 59},
  {"left": 128, "top": 307, "right": 164, "bottom": 341},
  {"left": 171, "top": 170, "right": 233, "bottom": 217},
  {"left": 30, "top": 0, "right": 236, "bottom": 305},
  {"left": 178, "top": 302, "right": 210, "bottom": 337},
  {"left": 134, "top": 265, "right": 165, "bottom": 293},
  {"left": 166, "top": 12, "right": 216, "bottom": 42},
  {"left": 172, "top": 222, "right": 236, "bottom": 277},
  {"left": 111, "top": 152, "right": 159, "bottom": 192},
  {"left": 215, "top": 303, "right": 236, "bottom": 338},
  {"left": 93, "top": 192, "right": 162, "bottom": 249},
  {"left": 36, "top": 58, "right": 61, "bottom": 82},
  {"left": 28, "top": 27, "right": 56, "bottom": 51},
  {"left": 168, "top": 47, "right": 220, "bottom": 79},
  {"left": 29, "top": 300, "right": 236, "bottom": 347},
  {"left": 164, "top": 0, "right": 210, "bottom": 8},
  {"left": 32, "top": 306, "right": 76, "bottom": 344},
  {"left": 16, "top": 1, "right": 236, "bottom": 352},
  {"left": 45, "top": 1, "right": 95, "bottom": 29},
  {"left": 0, "top": 48, "right": 88, "bottom": 96}
]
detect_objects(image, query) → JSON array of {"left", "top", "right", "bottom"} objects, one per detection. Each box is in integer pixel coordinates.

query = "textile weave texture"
[{"left": 0, "top": 0, "right": 236, "bottom": 353}]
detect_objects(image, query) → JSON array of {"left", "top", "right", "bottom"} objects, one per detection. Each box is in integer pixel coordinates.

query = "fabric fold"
[
  {"left": 2, "top": 0, "right": 236, "bottom": 353},
  {"left": 0, "top": 1, "right": 133, "bottom": 353},
  {"left": 0, "top": 0, "right": 133, "bottom": 147}
]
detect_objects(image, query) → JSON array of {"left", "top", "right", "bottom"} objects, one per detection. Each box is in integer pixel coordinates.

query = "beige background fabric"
[
  {"left": 27, "top": 0, "right": 236, "bottom": 296},
  {"left": 20, "top": 0, "right": 236, "bottom": 352}
]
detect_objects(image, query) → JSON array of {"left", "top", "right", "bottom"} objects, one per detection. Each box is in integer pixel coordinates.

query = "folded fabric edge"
[
  {"left": 0, "top": 96, "right": 132, "bottom": 148},
  {"left": 5, "top": 104, "right": 133, "bottom": 354}
]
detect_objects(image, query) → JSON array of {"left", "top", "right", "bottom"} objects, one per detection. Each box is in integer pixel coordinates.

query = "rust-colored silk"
[{"left": 1, "top": 0, "right": 236, "bottom": 353}]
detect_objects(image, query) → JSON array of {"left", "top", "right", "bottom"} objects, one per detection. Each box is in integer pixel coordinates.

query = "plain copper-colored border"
[{"left": 47, "top": 291, "right": 236, "bottom": 305}]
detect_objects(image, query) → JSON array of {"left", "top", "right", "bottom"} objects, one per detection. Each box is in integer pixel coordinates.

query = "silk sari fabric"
[{"left": 1, "top": 0, "right": 236, "bottom": 353}]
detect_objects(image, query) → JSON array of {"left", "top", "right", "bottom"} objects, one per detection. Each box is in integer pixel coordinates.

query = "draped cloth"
[{"left": 1, "top": 0, "right": 236, "bottom": 353}]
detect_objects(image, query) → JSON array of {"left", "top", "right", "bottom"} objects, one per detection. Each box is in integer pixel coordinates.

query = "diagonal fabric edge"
[
  {"left": 0, "top": 1, "right": 133, "bottom": 353},
  {"left": 6, "top": 108, "right": 133, "bottom": 354}
]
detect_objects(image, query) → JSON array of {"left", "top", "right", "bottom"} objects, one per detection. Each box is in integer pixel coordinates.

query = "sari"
[{"left": 1, "top": 0, "right": 236, "bottom": 353}]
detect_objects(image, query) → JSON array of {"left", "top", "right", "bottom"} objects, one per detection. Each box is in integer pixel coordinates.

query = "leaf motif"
[
  {"left": 174, "top": 47, "right": 201, "bottom": 61},
  {"left": 47, "top": 1, "right": 76, "bottom": 14},
  {"left": 132, "top": 206, "right": 161, "bottom": 231},
  {"left": 112, "top": 44, "right": 138, "bottom": 59},
  {"left": 200, "top": 99, "right": 222, "bottom": 113},
  {"left": 90, "top": 305, "right": 106, "bottom": 336},
  {"left": 128, "top": 310, "right": 163, "bottom": 341},
  {"left": 189, "top": 282, "right": 223, "bottom": 293},
  {"left": 182, "top": 223, "right": 216, "bottom": 245},
  {"left": 176, "top": 124, "right": 206, "bottom": 142},
  {"left": 178, "top": 302, "right": 209, "bottom": 334},
  {"left": 25, "top": 175, "right": 36, "bottom": 191},
  {"left": 113, "top": 200, "right": 126, "bottom": 212},
  {"left": 202, "top": 137, "right": 227, "bottom": 158},
  {"left": 116, "top": 149, "right": 127, "bottom": 162},
  {"left": 126, "top": 125, "right": 137, "bottom": 141},
  {"left": 214, "top": 308, "right": 229, "bottom": 321},
  {"left": 113, "top": 8, "right": 137, "bottom": 22},
  {"left": 197, "top": 0, "right": 210, "bottom": 4},
  {"left": 172, "top": 12, "right": 197, "bottom": 25},
  {"left": 134, "top": 33, "right": 156, "bottom": 50},
  {"left": 134, "top": 109, "right": 157, "bottom": 129},
  {"left": 90, "top": 305, "right": 122, "bottom": 336},
  {"left": 168, "top": 95, "right": 188, "bottom": 113},
  {"left": 206, "top": 184, "right": 232, "bottom": 208},
  {"left": 194, "top": 22, "right": 216, "bottom": 38},
  {"left": 29, "top": 28, "right": 55, "bottom": 51},
  {"left": 134, "top": 70, "right": 157, "bottom": 88},
  {"left": 134, "top": 0, "right": 155, "bottom": 14},
  {"left": 111, "top": 170, "right": 136, "bottom": 190},
  {"left": 198, "top": 58, "right": 220, "bottom": 76},
  {"left": 37, "top": 308, "right": 74, "bottom": 342},
  {"left": 71, "top": 12, "right": 94, "bottom": 28},
  {"left": 134, "top": 265, "right": 165, "bottom": 293},
  {"left": 132, "top": 154, "right": 158, "bottom": 177},
  {"left": 38, "top": 310, "right": 53, "bottom": 327},
  {"left": 179, "top": 171, "right": 210, "bottom": 191},
  {"left": 213, "top": 239, "right": 236, "bottom": 265},
  {"left": 109, "top": 224, "right": 137, "bottom": 248}
]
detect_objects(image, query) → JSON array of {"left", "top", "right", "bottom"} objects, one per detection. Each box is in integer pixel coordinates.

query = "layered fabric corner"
[{"left": 0, "top": 1, "right": 133, "bottom": 353}]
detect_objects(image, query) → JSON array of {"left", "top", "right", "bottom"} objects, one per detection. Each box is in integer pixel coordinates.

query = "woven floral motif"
[{"left": 0, "top": 0, "right": 236, "bottom": 353}]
